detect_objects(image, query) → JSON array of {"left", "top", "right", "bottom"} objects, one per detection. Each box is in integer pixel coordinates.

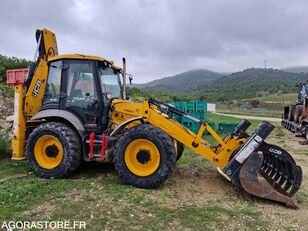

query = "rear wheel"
[
  {"left": 294, "top": 105, "right": 303, "bottom": 123},
  {"left": 305, "top": 127, "right": 308, "bottom": 141},
  {"left": 25, "top": 122, "right": 81, "bottom": 178},
  {"left": 114, "top": 124, "right": 176, "bottom": 188},
  {"left": 288, "top": 105, "right": 296, "bottom": 121}
]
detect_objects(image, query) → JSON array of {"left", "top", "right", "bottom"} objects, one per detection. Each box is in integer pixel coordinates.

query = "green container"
[
  {"left": 182, "top": 117, "right": 194, "bottom": 125},
  {"left": 174, "top": 101, "right": 185, "bottom": 111},
  {"left": 172, "top": 114, "right": 181, "bottom": 123},
  {"left": 185, "top": 102, "right": 195, "bottom": 112},
  {"left": 183, "top": 123, "right": 193, "bottom": 132},
  {"left": 217, "top": 122, "right": 238, "bottom": 134},
  {"left": 181, "top": 121, "right": 199, "bottom": 133},
  {"left": 196, "top": 101, "right": 207, "bottom": 112},
  {"left": 193, "top": 112, "right": 206, "bottom": 120},
  {"left": 193, "top": 122, "right": 201, "bottom": 134}
]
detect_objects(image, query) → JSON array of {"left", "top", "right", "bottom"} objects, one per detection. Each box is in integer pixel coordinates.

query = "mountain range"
[
  {"left": 134, "top": 69, "right": 222, "bottom": 93},
  {"left": 283, "top": 66, "right": 308, "bottom": 73},
  {"left": 133, "top": 68, "right": 308, "bottom": 101}
]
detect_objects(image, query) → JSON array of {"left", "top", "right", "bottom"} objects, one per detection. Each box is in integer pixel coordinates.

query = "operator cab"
[
  {"left": 42, "top": 55, "right": 123, "bottom": 132},
  {"left": 298, "top": 83, "right": 308, "bottom": 103}
]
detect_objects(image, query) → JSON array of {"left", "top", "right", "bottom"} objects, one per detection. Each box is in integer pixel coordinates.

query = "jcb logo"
[
  {"left": 32, "top": 79, "right": 42, "bottom": 98},
  {"left": 269, "top": 148, "right": 282, "bottom": 155}
]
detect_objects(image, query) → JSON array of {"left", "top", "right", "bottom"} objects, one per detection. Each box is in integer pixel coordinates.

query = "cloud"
[{"left": 1, "top": 0, "right": 308, "bottom": 82}]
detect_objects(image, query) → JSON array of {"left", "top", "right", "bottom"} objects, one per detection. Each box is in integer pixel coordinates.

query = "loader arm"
[
  {"left": 111, "top": 98, "right": 303, "bottom": 208},
  {"left": 112, "top": 98, "right": 245, "bottom": 169}
]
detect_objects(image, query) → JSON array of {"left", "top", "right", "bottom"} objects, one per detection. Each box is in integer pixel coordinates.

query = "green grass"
[
  {"left": 207, "top": 112, "right": 260, "bottom": 134},
  {"left": 0, "top": 136, "right": 10, "bottom": 159},
  {"left": 244, "top": 93, "right": 297, "bottom": 104},
  {"left": 177, "top": 149, "right": 203, "bottom": 166},
  {"left": 217, "top": 108, "right": 282, "bottom": 117},
  {"left": 45, "top": 175, "right": 267, "bottom": 231},
  {"left": 0, "top": 159, "right": 29, "bottom": 177},
  {"left": 215, "top": 92, "right": 297, "bottom": 118},
  {"left": 0, "top": 178, "right": 91, "bottom": 220},
  {"left": 207, "top": 112, "right": 242, "bottom": 123},
  {"left": 0, "top": 82, "right": 14, "bottom": 97},
  {"left": 0, "top": 148, "right": 303, "bottom": 230}
]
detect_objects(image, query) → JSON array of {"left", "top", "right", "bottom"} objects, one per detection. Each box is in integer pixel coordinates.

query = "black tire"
[
  {"left": 25, "top": 122, "right": 81, "bottom": 178},
  {"left": 288, "top": 105, "right": 296, "bottom": 122},
  {"left": 176, "top": 141, "right": 184, "bottom": 161},
  {"left": 294, "top": 105, "right": 303, "bottom": 123},
  {"left": 283, "top": 107, "right": 289, "bottom": 119},
  {"left": 113, "top": 124, "right": 176, "bottom": 189},
  {"left": 305, "top": 127, "right": 308, "bottom": 141}
]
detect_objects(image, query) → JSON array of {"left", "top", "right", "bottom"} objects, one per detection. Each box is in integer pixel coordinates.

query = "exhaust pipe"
[{"left": 122, "top": 57, "right": 126, "bottom": 100}]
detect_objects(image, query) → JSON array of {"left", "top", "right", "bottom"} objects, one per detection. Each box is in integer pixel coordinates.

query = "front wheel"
[
  {"left": 176, "top": 141, "right": 184, "bottom": 161},
  {"left": 113, "top": 124, "right": 176, "bottom": 188}
]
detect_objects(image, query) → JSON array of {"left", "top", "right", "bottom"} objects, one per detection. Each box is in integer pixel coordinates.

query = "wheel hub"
[
  {"left": 136, "top": 150, "right": 151, "bottom": 164},
  {"left": 45, "top": 145, "right": 59, "bottom": 158},
  {"left": 34, "top": 135, "right": 64, "bottom": 169},
  {"left": 124, "top": 139, "right": 161, "bottom": 176}
]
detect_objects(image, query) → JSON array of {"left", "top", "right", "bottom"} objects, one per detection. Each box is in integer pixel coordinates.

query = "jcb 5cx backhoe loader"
[{"left": 10, "top": 29, "right": 302, "bottom": 208}]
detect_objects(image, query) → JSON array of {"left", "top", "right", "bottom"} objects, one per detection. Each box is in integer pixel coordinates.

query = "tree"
[{"left": 0, "top": 54, "right": 30, "bottom": 82}]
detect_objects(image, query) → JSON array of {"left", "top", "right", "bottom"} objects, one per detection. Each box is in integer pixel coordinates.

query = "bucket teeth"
[{"left": 258, "top": 143, "right": 302, "bottom": 197}]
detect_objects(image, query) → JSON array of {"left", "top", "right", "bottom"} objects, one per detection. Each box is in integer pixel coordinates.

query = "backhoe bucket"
[{"left": 223, "top": 121, "right": 303, "bottom": 208}]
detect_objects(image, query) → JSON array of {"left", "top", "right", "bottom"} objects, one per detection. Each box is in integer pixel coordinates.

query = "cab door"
[{"left": 62, "top": 60, "right": 102, "bottom": 130}]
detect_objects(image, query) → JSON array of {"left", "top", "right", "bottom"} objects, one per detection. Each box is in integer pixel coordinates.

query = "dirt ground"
[
  {"left": 1, "top": 125, "right": 306, "bottom": 230},
  {"left": 159, "top": 125, "right": 308, "bottom": 230}
]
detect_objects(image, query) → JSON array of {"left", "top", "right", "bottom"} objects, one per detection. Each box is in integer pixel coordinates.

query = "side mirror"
[{"left": 105, "top": 91, "right": 112, "bottom": 99}]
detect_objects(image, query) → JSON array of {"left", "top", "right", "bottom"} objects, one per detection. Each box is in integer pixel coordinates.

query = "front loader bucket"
[
  {"left": 240, "top": 152, "right": 301, "bottom": 208},
  {"left": 223, "top": 121, "right": 303, "bottom": 208}
]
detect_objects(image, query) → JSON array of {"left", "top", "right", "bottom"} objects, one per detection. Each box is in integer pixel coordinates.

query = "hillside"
[
  {"left": 191, "top": 68, "right": 308, "bottom": 101},
  {"left": 135, "top": 69, "right": 223, "bottom": 93},
  {"left": 137, "top": 68, "right": 308, "bottom": 102},
  {"left": 283, "top": 66, "right": 308, "bottom": 73}
]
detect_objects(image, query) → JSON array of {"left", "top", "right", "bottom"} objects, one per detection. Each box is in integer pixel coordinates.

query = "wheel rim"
[
  {"left": 124, "top": 139, "right": 160, "bottom": 176},
  {"left": 34, "top": 135, "right": 64, "bottom": 169}
]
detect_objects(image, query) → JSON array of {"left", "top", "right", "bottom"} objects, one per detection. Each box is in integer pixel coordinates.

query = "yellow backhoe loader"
[{"left": 10, "top": 29, "right": 302, "bottom": 208}]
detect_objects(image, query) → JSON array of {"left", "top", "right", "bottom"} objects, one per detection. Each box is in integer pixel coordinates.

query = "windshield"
[{"left": 97, "top": 63, "right": 122, "bottom": 99}]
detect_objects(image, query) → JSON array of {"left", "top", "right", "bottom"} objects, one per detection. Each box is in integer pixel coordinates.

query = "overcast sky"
[{"left": 1, "top": 0, "right": 308, "bottom": 83}]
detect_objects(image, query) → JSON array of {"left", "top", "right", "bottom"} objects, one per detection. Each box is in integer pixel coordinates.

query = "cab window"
[
  {"left": 43, "top": 61, "right": 62, "bottom": 104},
  {"left": 97, "top": 63, "right": 122, "bottom": 99}
]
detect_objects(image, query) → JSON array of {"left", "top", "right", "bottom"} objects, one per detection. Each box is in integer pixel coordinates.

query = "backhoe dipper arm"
[
  {"left": 12, "top": 29, "right": 58, "bottom": 160},
  {"left": 25, "top": 29, "right": 58, "bottom": 116}
]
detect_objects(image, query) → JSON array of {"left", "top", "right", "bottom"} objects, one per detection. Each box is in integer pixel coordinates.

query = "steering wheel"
[{"left": 87, "top": 99, "right": 99, "bottom": 114}]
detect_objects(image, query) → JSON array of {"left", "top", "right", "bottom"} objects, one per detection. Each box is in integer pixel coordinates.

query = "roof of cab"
[{"left": 48, "top": 54, "right": 121, "bottom": 70}]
